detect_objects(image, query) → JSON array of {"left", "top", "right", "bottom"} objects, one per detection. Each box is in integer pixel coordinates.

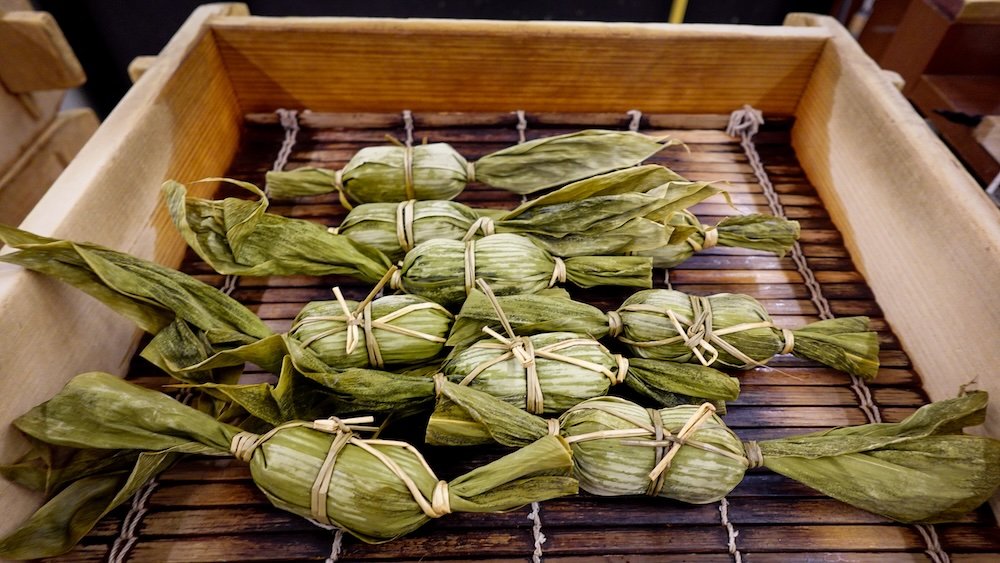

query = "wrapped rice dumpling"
[
  {"left": 638, "top": 211, "right": 800, "bottom": 268},
  {"left": 265, "top": 129, "right": 677, "bottom": 205},
  {"left": 616, "top": 289, "right": 879, "bottom": 379},
  {"left": 0, "top": 373, "right": 578, "bottom": 559},
  {"left": 164, "top": 180, "right": 653, "bottom": 306},
  {"left": 449, "top": 288, "right": 880, "bottom": 379},
  {"left": 440, "top": 280, "right": 739, "bottom": 415},
  {"left": 332, "top": 165, "right": 721, "bottom": 260},
  {"left": 429, "top": 380, "right": 1000, "bottom": 523},
  {"left": 287, "top": 271, "right": 453, "bottom": 369}
]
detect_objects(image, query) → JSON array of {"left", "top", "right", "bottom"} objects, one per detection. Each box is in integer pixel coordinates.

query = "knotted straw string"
[
  {"left": 687, "top": 224, "right": 719, "bottom": 252},
  {"left": 466, "top": 161, "right": 477, "bottom": 183},
  {"left": 395, "top": 200, "right": 417, "bottom": 252},
  {"left": 461, "top": 216, "right": 495, "bottom": 242},
  {"left": 231, "top": 415, "right": 454, "bottom": 522},
  {"left": 550, "top": 257, "right": 567, "bottom": 288},
  {"left": 460, "top": 280, "right": 627, "bottom": 414}
]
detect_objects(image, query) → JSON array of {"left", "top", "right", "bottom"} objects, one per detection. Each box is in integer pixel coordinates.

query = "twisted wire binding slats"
[
  {"left": 325, "top": 529, "right": 345, "bottom": 563},
  {"left": 727, "top": 105, "right": 950, "bottom": 563},
  {"left": 528, "top": 502, "right": 547, "bottom": 563},
  {"left": 402, "top": 109, "right": 414, "bottom": 146},
  {"left": 514, "top": 109, "right": 528, "bottom": 144}
]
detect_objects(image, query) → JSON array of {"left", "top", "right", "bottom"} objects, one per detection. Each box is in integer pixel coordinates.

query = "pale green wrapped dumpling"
[
  {"left": 428, "top": 380, "right": 1000, "bottom": 523},
  {"left": 265, "top": 130, "right": 677, "bottom": 204},
  {"left": 291, "top": 293, "right": 453, "bottom": 370}
]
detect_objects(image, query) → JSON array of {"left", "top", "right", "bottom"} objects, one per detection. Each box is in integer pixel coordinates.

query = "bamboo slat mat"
[{"left": 47, "top": 112, "right": 1000, "bottom": 562}]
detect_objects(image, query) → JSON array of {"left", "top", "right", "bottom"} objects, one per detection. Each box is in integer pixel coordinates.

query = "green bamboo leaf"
[{"left": 164, "top": 180, "right": 392, "bottom": 280}]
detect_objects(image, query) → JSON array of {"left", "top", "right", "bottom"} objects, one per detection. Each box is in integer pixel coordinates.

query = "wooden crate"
[{"left": 1, "top": 3, "right": 998, "bottom": 560}]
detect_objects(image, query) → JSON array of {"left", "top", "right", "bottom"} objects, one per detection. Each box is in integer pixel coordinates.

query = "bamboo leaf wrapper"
[
  {"left": 639, "top": 212, "right": 801, "bottom": 268},
  {"left": 449, "top": 288, "right": 880, "bottom": 379},
  {"left": 427, "top": 381, "right": 1000, "bottom": 523},
  {"left": 266, "top": 130, "right": 676, "bottom": 204},
  {"left": 165, "top": 182, "right": 653, "bottom": 305},
  {"left": 0, "top": 373, "right": 578, "bottom": 559},
  {"left": 335, "top": 165, "right": 722, "bottom": 260}
]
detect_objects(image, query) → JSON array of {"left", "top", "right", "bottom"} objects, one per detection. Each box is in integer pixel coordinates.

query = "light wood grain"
[
  {"left": 210, "top": 17, "right": 829, "bottom": 115},
  {"left": 0, "top": 2, "right": 249, "bottom": 541},
  {"left": 786, "top": 7, "right": 1000, "bottom": 474},
  {"left": 0, "top": 108, "right": 98, "bottom": 225},
  {"left": 0, "top": 11, "right": 84, "bottom": 93}
]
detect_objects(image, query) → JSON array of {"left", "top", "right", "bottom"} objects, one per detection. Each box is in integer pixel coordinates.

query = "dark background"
[{"left": 34, "top": 0, "right": 835, "bottom": 117}]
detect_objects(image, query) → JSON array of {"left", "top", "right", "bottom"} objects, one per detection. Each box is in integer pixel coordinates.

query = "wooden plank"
[
  {"left": 0, "top": 108, "right": 98, "bottom": 225},
  {"left": 786, "top": 14, "right": 1000, "bottom": 445},
  {"left": 0, "top": 2, "right": 249, "bottom": 542},
  {"left": 0, "top": 10, "right": 84, "bottom": 93},
  {"left": 211, "top": 17, "right": 828, "bottom": 114}
]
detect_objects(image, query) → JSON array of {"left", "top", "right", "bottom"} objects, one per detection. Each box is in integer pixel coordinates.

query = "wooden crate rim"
[{"left": 208, "top": 15, "right": 835, "bottom": 40}]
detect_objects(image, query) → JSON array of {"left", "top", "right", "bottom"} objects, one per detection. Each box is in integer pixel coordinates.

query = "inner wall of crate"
[{"left": 56, "top": 113, "right": 999, "bottom": 562}]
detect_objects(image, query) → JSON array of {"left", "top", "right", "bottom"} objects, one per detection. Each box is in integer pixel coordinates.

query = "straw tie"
[
  {"left": 607, "top": 310, "right": 624, "bottom": 338},
  {"left": 460, "top": 279, "right": 624, "bottom": 414},
  {"left": 742, "top": 440, "right": 764, "bottom": 469},
  {"left": 464, "top": 240, "right": 477, "bottom": 295},
  {"left": 645, "top": 408, "right": 668, "bottom": 496},
  {"left": 395, "top": 200, "right": 417, "bottom": 252},
  {"left": 780, "top": 328, "right": 795, "bottom": 355},
  {"left": 549, "top": 257, "right": 567, "bottom": 288},
  {"left": 687, "top": 224, "right": 719, "bottom": 252},
  {"left": 402, "top": 144, "right": 416, "bottom": 200},
  {"left": 465, "top": 161, "right": 477, "bottom": 183},
  {"left": 546, "top": 419, "right": 561, "bottom": 436},
  {"left": 462, "top": 216, "right": 495, "bottom": 242}
]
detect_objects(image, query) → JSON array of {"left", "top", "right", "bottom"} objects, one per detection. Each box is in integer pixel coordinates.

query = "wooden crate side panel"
[
  {"left": 0, "top": 2, "right": 248, "bottom": 539},
  {"left": 787, "top": 14, "right": 1000, "bottom": 437},
  {"left": 210, "top": 17, "right": 829, "bottom": 115}
]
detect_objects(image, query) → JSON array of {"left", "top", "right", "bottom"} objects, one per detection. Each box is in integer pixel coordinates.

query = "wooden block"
[
  {"left": 0, "top": 11, "right": 84, "bottom": 93},
  {"left": 0, "top": 108, "right": 99, "bottom": 225},
  {"left": 128, "top": 55, "right": 157, "bottom": 83},
  {"left": 974, "top": 115, "right": 1000, "bottom": 161}
]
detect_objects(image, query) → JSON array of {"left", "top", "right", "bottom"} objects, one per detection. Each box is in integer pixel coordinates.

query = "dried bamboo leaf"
[{"left": 164, "top": 179, "right": 392, "bottom": 281}]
